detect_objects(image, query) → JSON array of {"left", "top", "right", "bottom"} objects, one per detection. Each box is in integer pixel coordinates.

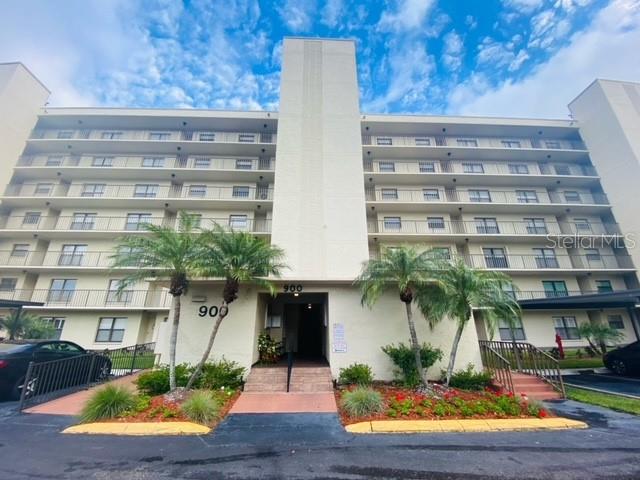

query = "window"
[
  {"left": 419, "top": 161, "right": 436, "bottom": 173},
  {"left": 378, "top": 161, "right": 395, "bottom": 172},
  {"left": 502, "top": 284, "right": 517, "bottom": 300},
  {"left": 475, "top": 217, "right": 499, "bottom": 234},
  {"left": 543, "top": 280, "right": 568, "bottom": 298},
  {"left": 34, "top": 183, "right": 53, "bottom": 196},
  {"left": 508, "top": 164, "right": 529, "bottom": 174},
  {"left": 469, "top": 190, "right": 491, "bottom": 202},
  {"left": 516, "top": 190, "right": 539, "bottom": 203},
  {"left": 545, "top": 140, "right": 561, "bottom": 149},
  {"left": 524, "top": 218, "right": 547, "bottom": 234},
  {"left": 10, "top": 244, "right": 29, "bottom": 258},
  {"left": 193, "top": 157, "right": 211, "bottom": 169},
  {"left": 463, "top": 162, "right": 484, "bottom": 173},
  {"left": 58, "top": 244, "right": 87, "bottom": 266},
  {"left": 533, "top": 248, "right": 559, "bottom": 268},
  {"left": 456, "top": 138, "right": 478, "bottom": 147},
  {"left": 376, "top": 137, "right": 392, "bottom": 145},
  {"left": 584, "top": 248, "right": 601, "bottom": 261},
  {"left": 238, "top": 134, "right": 256, "bottom": 143},
  {"left": 71, "top": 213, "right": 96, "bottom": 230},
  {"left": 133, "top": 184, "right": 158, "bottom": 198},
  {"left": 0, "top": 278, "right": 17, "bottom": 291},
  {"left": 499, "top": 317, "right": 526, "bottom": 341},
  {"left": 432, "top": 247, "right": 451, "bottom": 260},
  {"left": 46, "top": 156, "right": 63, "bottom": 166},
  {"left": 423, "top": 189, "right": 440, "bottom": 201},
  {"left": 199, "top": 132, "right": 215, "bottom": 142},
  {"left": 23, "top": 212, "right": 41, "bottom": 225},
  {"left": 232, "top": 186, "right": 250, "bottom": 198},
  {"left": 57, "top": 131, "right": 73, "bottom": 139},
  {"left": 95, "top": 317, "right": 126, "bottom": 342},
  {"left": 186, "top": 214, "right": 202, "bottom": 228},
  {"left": 554, "top": 165, "right": 571, "bottom": 176},
  {"left": 381, "top": 188, "right": 398, "bottom": 200},
  {"left": 142, "top": 157, "right": 165, "bottom": 168},
  {"left": 501, "top": 140, "right": 521, "bottom": 148},
  {"left": 415, "top": 137, "right": 431, "bottom": 146},
  {"left": 148, "top": 132, "right": 171, "bottom": 141},
  {"left": 81, "top": 183, "right": 105, "bottom": 197},
  {"left": 101, "top": 131, "right": 123, "bottom": 140},
  {"left": 554, "top": 316, "right": 580, "bottom": 340},
  {"left": 608, "top": 315, "right": 625, "bottom": 330},
  {"left": 48, "top": 279, "right": 77, "bottom": 302},
  {"left": 125, "top": 213, "right": 152, "bottom": 231},
  {"left": 573, "top": 218, "right": 592, "bottom": 232},
  {"left": 564, "top": 191, "right": 582, "bottom": 203},
  {"left": 383, "top": 217, "right": 401, "bottom": 230},
  {"left": 235, "top": 159, "right": 253, "bottom": 170},
  {"left": 188, "top": 185, "right": 207, "bottom": 197},
  {"left": 229, "top": 215, "right": 248, "bottom": 230},
  {"left": 483, "top": 247, "right": 508, "bottom": 268},
  {"left": 41, "top": 317, "right": 65, "bottom": 340},
  {"left": 92, "top": 156, "right": 114, "bottom": 167},
  {"left": 106, "top": 280, "right": 133, "bottom": 304},
  {"left": 596, "top": 280, "right": 613, "bottom": 293},
  {"left": 427, "top": 217, "right": 445, "bottom": 230}
]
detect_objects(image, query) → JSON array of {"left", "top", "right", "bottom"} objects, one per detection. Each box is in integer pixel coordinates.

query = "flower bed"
[{"left": 336, "top": 384, "right": 550, "bottom": 425}]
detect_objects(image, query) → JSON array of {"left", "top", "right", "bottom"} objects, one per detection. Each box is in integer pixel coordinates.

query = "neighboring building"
[{"left": 0, "top": 39, "right": 638, "bottom": 381}]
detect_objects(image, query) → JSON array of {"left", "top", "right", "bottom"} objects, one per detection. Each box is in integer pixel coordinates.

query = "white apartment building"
[{"left": 0, "top": 39, "right": 639, "bottom": 381}]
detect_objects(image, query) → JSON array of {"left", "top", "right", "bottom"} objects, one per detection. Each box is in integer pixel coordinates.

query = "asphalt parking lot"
[{"left": 562, "top": 373, "right": 640, "bottom": 398}]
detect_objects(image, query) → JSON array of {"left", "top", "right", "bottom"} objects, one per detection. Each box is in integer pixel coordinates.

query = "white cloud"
[
  {"left": 278, "top": 0, "right": 317, "bottom": 33},
  {"left": 555, "top": 0, "right": 594, "bottom": 12},
  {"left": 477, "top": 37, "right": 515, "bottom": 68},
  {"left": 378, "top": 0, "right": 436, "bottom": 32},
  {"left": 465, "top": 15, "right": 478, "bottom": 30},
  {"left": 321, "top": 0, "right": 344, "bottom": 28},
  {"left": 502, "top": 0, "right": 545, "bottom": 13},
  {"left": 442, "top": 31, "right": 464, "bottom": 72},
  {"left": 447, "top": 0, "right": 640, "bottom": 118}
]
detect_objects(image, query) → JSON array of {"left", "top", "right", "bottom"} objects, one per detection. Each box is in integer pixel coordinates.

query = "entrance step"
[
  {"left": 243, "top": 366, "right": 287, "bottom": 393},
  {"left": 511, "top": 373, "right": 563, "bottom": 401},
  {"left": 289, "top": 365, "right": 333, "bottom": 393},
  {"left": 243, "top": 364, "right": 333, "bottom": 393}
]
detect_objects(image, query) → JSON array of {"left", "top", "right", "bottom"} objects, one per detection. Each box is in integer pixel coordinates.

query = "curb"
[
  {"left": 345, "top": 417, "right": 588, "bottom": 434},
  {"left": 62, "top": 421, "right": 211, "bottom": 436}
]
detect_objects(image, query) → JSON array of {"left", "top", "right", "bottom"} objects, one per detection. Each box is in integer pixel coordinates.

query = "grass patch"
[
  {"left": 340, "top": 387, "right": 384, "bottom": 417},
  {"left": 80, "top": 385, "right": 137, "bottom": 423},
  {"left": 566, "top": 386, "right": 640, "bottom": 415},
  {"left": 109, "top": 353, "right": 156, "bottom": 370},
  {"left": 181, "top": 390, "right": 221, "bottom": 425},
  {"left": 558, "top": 357, "right": 604, "bottom": 369}
]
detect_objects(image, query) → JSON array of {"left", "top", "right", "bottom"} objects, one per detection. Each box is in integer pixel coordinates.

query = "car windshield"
[{"left": 0, "top": 343, "right": 32, "bottom": 353}]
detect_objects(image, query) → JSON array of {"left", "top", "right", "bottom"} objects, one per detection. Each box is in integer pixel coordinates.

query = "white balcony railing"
[
  {"left": 0, "top": 289, "right": 171, "bottom": 309},
  {"left": 30, "top": 129, "right": 277, "bottom": 144}
]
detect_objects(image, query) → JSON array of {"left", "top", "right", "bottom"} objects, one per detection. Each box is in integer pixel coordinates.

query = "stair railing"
[
  {"left": 479, "top": 342, "right": 514, "bottom": 394},
  {"left": 286, "top": 351, "right": 293, "bottom": 393}
]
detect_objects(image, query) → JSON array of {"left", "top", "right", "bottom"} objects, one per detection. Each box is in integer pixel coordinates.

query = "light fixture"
[
  {"left": 307, "top": 304, "right": 312, "bottom": 309},
  {"left": 294, "top": 292, "right": 299, "bottom": 297}
]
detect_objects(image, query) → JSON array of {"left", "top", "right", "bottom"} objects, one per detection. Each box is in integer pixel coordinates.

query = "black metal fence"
[{"left": 18, "top": 342, "right": 157, "bottom": 411}]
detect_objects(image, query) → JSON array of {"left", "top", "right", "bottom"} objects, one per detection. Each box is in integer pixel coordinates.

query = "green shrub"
[
  {"left": 193, "top": 358, "right": 245, "bottom": 390},
  {"left": 257, "top": 333, "right": 282, "bottom": 363},
  {"left": 181, "top": 390, "right": 221, "bottom": 425},
  {"left": 444, "top": 364, "right": 493, "bottom": 391},
  {"left": 340, "top": 387, "right": 384, "bottom": 418},
  {"left": 80, "top": 385, "right": 136, "bottom": 423},
  {"left": 381, "top": 343, "right": 443, "bottom": 387},
  {"left": 338, "top": 363, "right": 373, "bottom": 385},
  {"left": 135, "top": 364, "right": 191, "bottom": 395}
]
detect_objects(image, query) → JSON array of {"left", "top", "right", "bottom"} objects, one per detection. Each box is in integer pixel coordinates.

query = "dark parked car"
[
  {"left": 0, "top": 340, "right": 111, "bottom": 400},
  {"left": 603, "top": 341, "right": 640, "bottom": 375}
]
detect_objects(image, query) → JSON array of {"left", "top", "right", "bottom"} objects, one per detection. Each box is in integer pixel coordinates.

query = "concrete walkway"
[
  {"left": 23, "top": 372, "right": 141, "bottom": 416},
  {"left": 230, "top": 391, "right": 337, "bottom": 413}
]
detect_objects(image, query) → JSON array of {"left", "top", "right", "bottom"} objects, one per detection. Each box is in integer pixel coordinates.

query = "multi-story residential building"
[{"left": 0, "top": 39, "right": 638, "bottom": 381}]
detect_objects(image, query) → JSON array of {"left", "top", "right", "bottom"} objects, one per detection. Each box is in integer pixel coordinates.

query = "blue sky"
[{"left": 1, "top": 0, "right": 639, "bottom": 117}]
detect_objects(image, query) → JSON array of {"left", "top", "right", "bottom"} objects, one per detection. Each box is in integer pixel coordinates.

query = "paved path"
[
  {"left": 1, "top": 400, "right": 640, "bottom": 479},
  {"left": 230, "top": 392, "right": 337, "bottom": 413},
  {"left": 562, "top": 373, "right": 640, "bottom": 398}
]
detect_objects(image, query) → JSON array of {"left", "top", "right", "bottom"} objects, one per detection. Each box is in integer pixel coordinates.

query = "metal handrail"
[
  {"left": 286, "top": 351, "right": 293, "bottom": 393},
  {"left": 479, "top": 343, "right": 514, "bottom": 394}
]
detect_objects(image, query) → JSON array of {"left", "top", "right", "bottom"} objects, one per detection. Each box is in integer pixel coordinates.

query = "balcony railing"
[
  {"left": 365, "top": 188, "right": 609, "bottom": 205},
  {"left": 367, "top": 220, "right": 620, "bottom": 236},
  {"left": 463, "top": 253, "right": 634, "bottom": 270},
  {"left": 0, "top": 250, "right": 128, "bottom": 269},
  {"left": 514, "top": 290, "right": 625, "bottom": 301},
  {"left": 362, "top": 134, "right": 586, "bottom": 151},
  {"left": 363, "top": 160, "right": 597, "bottom": 177},
  {"left": 0, "top": 289, "right": 172, "bottom": 309},
  {"left": 17, "top": 155, "right": 275, "bottom": 171},
  {"left": 3, "top": 184, "right": 274, "bottom": 201},
  {"left": 30, "top": 129, "right": 277, "bottom": 144}
]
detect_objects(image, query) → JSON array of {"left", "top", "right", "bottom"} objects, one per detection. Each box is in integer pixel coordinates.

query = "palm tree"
[
  {"left": 356, "top": 246, "right": 444, "bottom": 387},
  {"left": 578, "top": 321, "right": 624, "bottom": 355},
  {"left": 185, "top": 225, "right": 286, "bottom": 390},
  {"left": 0, "top": 310, "right": 48, "bottom": 340},
  {"left": 419, "top": 258, "right": 520, "bottom": 386},
  {"left": 110, "top": 212, "right": 205, "bottom": 391}
]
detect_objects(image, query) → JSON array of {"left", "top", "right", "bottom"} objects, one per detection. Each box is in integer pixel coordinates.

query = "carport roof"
[
  {"left": 0, "top": 299, "right": 45, "bottom": 309},
  {"left": 519, "top": 289, "right": 640, "bottom": 310}
]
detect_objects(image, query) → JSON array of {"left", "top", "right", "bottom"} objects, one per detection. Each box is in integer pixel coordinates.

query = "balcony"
[
  {"left": 464, "top": 253, "right": 634, "bottom": 272},
  {"left": 0, "top": 250, "right": 129, "bottom": 270},
  {"left": 1, "top": 289, "right": 171, "bottom": 309},
  {"left": 365, "top": 187, "right": 609, "bottom": 213},
  {"left": 514, "top": 290, "right": 626, "bottom": 301},
  {"left": 367, "top": 219, "right": 621, "bottom": 241}
]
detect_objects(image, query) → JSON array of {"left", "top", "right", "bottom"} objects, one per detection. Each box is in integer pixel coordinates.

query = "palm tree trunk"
[
  {"left": 168, "top": 294, "right": 181, "bottom": 391},
  {"left": 185, "top": 301, "right": 228, "bottom": 390},
  {"left": 446, "top": 322, "right": 465, "bottom": 386},
  {"left": 405, "top": 302, "right": 428, "bottom": 386}
]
